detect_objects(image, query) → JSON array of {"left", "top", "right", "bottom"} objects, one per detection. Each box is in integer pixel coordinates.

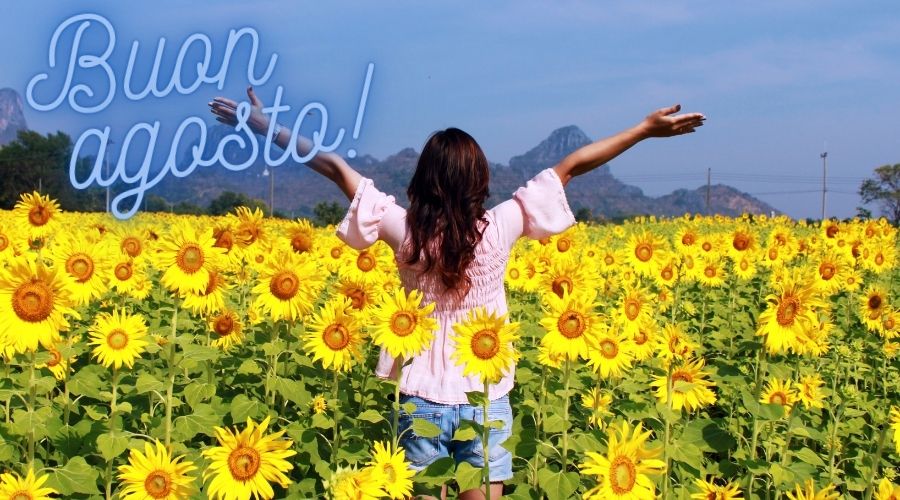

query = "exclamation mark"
[{"left": 347, "top": 62, "right": 374, "bottom": 159}]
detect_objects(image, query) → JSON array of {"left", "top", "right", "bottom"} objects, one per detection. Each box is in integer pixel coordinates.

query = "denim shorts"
[{"left": 396, "top": 393, "right": 514, "bottom": 482}]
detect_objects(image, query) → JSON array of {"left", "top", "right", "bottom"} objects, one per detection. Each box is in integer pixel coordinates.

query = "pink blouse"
[{"left": 336, "top": 168, "right": 575, "bottom": 403}]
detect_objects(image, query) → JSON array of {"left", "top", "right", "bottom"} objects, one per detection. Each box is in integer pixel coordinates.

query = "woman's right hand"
[
  {"left": 208, "top": 86, "right": 270, "bottom": 136},
  {"left": 638, "top": 104, "right": 705, "bottom": 138}
]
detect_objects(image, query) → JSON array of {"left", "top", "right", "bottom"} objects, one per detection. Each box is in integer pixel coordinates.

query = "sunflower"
[
  {"left": 875, "top": 478, "right": 900, "bottom": 500},
  {"left": 536, "top": 342, "right": 565, "bottom": 369},
  {"left": 47, "top": 233, "right": 110, "bottom": 306},
  {"left": 202, "top": 416, "right": 296, "bottom": 500},
  {"left": 630, "top": 320, "right": 659, "bottom": 361},
  {"left": 881, "top": 309, "right": 899, "bottom": 340},
  {"left": 650, "top": 357, "right": 717, "bottom": 412},
  {"left": 340, "top": 242, "right": 392, "bottom": 285},
  {"left": 657, "top": 323, "right": 697, "bottom": 362},
  {"left": 319, "top": 235, "right": 348, "bottom": 273},
  {"left": 369, "top": 288, "right": 437, "bottom": 359},
  {"left": 88, "top": 309, "right": 149, "bottom": 370},
  {"left": 587, "top": 326, "right": 634, "bottom": 379},
  {"left": 795, "top": 374, "right": 825, "bottom": 410},
  {"left": 697, "top": 256, "right": 727, "bottom": 288},
  {"left": 37, "top": 343, "right": 72, "bottom": 381},
  {"left": 335, "top": 277, "right": 380, "bottom": 317},
  {"left": 0, "top": 222, "right": 19, "bottom": 258},
  {"left": 0, "top": 468, "right": 57, "bottom": 499},
  {"left": 538, "top": 253, "right": 598, "bottom": 300},
  {"left": 324, "top": 465, "right": 386, "bottom": 500},
  {"left": 690, "top": 478, "right": 743, "bottom": 499},
  {"left": 756, "top": 271, "right": 823, "bottom": 355},
  {"left": 581, "top": 421, "right": 665, "bottom": 500},
  {"left": 891, "top": 406, "right": 900, "bottom": 454},
  {"left": 310, "top": 395, "right": 328, "bottom": 415},
  {"left": 614, "top": 284, "right": 655, "bottom": 337},
  {"left": 0, "top": 256, "right": 78, "bottom": 353},
  {"left": 228, "top": 206, "right": 271, "bottom": 251},
  {"left": 674, "top": 225, "right": 700, "bottom": 254},
  {"left": 108, "top": 256, "right": 149, "bottom": 299},
  {"left": 253, "top": 249, "right": 324, "bottom": 322},
  {"left": 117, "top": 440, "right": 198, "bottom": 499},
  {"left": 505, "top": 254, "right": 535, "bottom": 292},
  {"left": 860, "top": 286, "right": 890, "bottom": 333},
  {"left": 209, "top": 309, "right": 244, "bottom": 350},
  {"left": 367, "top": 441, "right": 414, "bottom": 499},
  {"left": 538, "top": 290, "right": 602, "bottom": 362},
  {"left": 732, "top": 253, "right": 758, "bottom": 282},
  {"left": 861, "top": 240, "right": 896, "bottom": 274},
  {"left": 785, "top": 479, "right": 839, "bottom": 500},
  {"left": 183, "top": 270, "right": 233, "bottom": 316},
  {"left": 112, "top": 224, "right": 150, "bottom": 259},
  {"left": 13, "top": 191, "right": 60, "bottom": 240},
  {"left": 284, "top": 218, "right": 317, "bottom": 255},
  {"left": 760, "top": 378, "right": 796, "bottom": 414},
  {"left": 625, "top": 230, "right": 669, "bottom": 277},
  {"left": 581, "top": 387, "right": 612, "bottom": 428},
  {"left": 597, "top": 247, "right": 624, "bottom": 275},
  {"left": 303, "top": 297, "right": 366, "bottom": 372},
  {"left": 450, "top": 307, "right": 520, "bottom": 385},
  {"left": 653, "top": 259, "right": 680, "bottom": 289},
  {"left": 156, "top": 223, "right": 224, "bottom": 295},
  {"left": 811, "top": 250, "right": 851, "bottom": 295}
]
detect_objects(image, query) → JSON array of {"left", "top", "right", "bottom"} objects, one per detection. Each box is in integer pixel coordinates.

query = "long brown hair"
[{"left": 405, "top": 128, "right": 490, "bottom": 296}]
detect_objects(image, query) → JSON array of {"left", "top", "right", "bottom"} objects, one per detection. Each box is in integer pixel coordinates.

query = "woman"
[{"left": 210, "top": 87, "right": 704, "bottom": 499}]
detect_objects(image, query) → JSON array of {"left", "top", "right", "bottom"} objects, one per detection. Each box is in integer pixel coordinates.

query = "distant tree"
[
  {"left": 859, "top": 164, "right": 900, "bottom": 224},
  {"left": 313, "top": 201, "right": 346, "bottom": 227},
  {"left": 574, "top": 206, "right": 594, "bottom": 223},
  {"left": 173, "top": 201, "right": 204, "bottom": 215},
  {"left": 207, "top": 191, "right": 267, "bottom": 216},
  {"left": 144, "top": 194, "right": 172, "bottom": 213}
]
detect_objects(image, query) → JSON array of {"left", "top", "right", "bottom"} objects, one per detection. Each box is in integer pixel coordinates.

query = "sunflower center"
[
  {"left": 214, "top": 315, "right": 235, "bottom": 336},
  {"left": 768, "top": 247, "right": 779, "bottom": 261},
  {"left": 604, "top": 255, "right": 614, "bottom": 265},
  {"left": 557, "top": 311, "right": 585, "bottom": 339},
  {"left": 509, "top": 268, "right": 520, "bottom": 280},
  {"left": 12, "top": 279, "right": 53, "bottom": 323},
  {"left": 356, "top": 252, "right": 376, "bottom": 272},
  {"left": 330, "top": 246, "right": 342, "bottom": 259},
  {"left": 739, "top": 259, "right": 749, "bottom": 271},
  {"left": 213, "top": 229, "right": 234, "bottom": 252},
  {"left": 608, "top": 455, "right": 636, "bottom": 494},
  {"left": 291, "top": 233, "right": 313, "bottom": 254},
  {"left": 875, "top": 253, "right": 885, "bottom": 266},
  {"left": 176, "top": 243, "right": 205, "bottom": 274},
  {"left": 390, "top": 311, "right": 417, "bottom": 337},
  {"left": 826, "top": 225, "right": 839, "bottom": 238},
  {"left": 0, "top": 233, "right": 8, "bottom": 251},
  {"left": 106, "top": 329, "right": 129, "bottom": 350},
  {"left": 681, "top": 233, "right": 696, "bottom": 246},
  {"left": 701, "top": 242, "right": 712, "bottom": 252},
  {"left": 633, "top": 330, "right": 648, "bottom": 345},
  {"left": 869, "top": 295, "right": 882, "bottom": 310},
  {"left": 538, "top": 237, "right": 551, "bottom": 246},
  {"left": 672, "top": 370, "right": 693, "bottom": 384},
  {"left": 471, "top": 329, "right": 500, "bottom": 360},
  {"left": 143, "top": 470, "right": 172, "bottom": 498},
  {"left": 624, "top": 298, "right": 641, "bottom": 321},
  {"left": 769, "top": 392, "right": 787, "bottom": 406},
  {"left": 733, "top": 233, "right": 750, "bottom": 251},
  {"left": 557, "top": 238, "right": 571, "bottom": 252},
  {"left": 228, "top": 446, "right": 261, "bottom": 481},
  {"left": 115, "top": 262, "right": 133, "bottom": 281},
  {"left": 819, "top": 262, "right": 836, "bottom": 280},
  {"left": 776, "top": 296, "right": 800, "bottom": 326},
  {"left": 345, "top": 288, "right": 367, "bottom": 310},
  {"left": 551, "top": 276, "right": 573, "bottom": 298},
  {"left": 47, "top": 349, "right": 62, "bottom": 367},
  {"left": 704, "top": 265, "right": 716, "bottom": 278},
  {"left": 203, "top": 271, "right": 221, "bottom": 296},
  {"left": 121, "top": 236, "right": 143, "bottom": 257},
  {"left": 383, "top": 464, "right": 397, "bottom": 483},
  {"left": 635, "top": 243, "right": 653, "bottom": 262},
  {"left": 28, "top": 204, "right": 51, "bottom": 226},
  {"left": 66, "top": 253, "right": 95, "bottom": 282},
  {"left": 323, "top": 324, "right": 350, "bottom": 350},
  {"left": 270, "top": 271, "right": 300, "bottom": 300},
  {"left": 661, "top": 266, "right": 674, "bottom": 280},
  {"left": 10, "top": 491, "right": 33, "bottom": 500},
  {"left": 600, "top": 339, "right": 618, "bottom": 359}
]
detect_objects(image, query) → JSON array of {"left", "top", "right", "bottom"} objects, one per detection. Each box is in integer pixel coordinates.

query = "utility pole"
[
  {"left": 705, "top": 168, "right": 711, "bottom": 214},
  {"left": 820, "top": 142, "right": 827, "bottom": 220},
  {"left": 263, "top": 166, "right": 274, "bottom": 217}
]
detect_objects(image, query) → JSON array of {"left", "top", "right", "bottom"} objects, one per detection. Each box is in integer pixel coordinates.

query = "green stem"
[
  {"left": 164, "top": 299, "right": 179, "bottom": 447},
  {"left": 561, "top": 359, "right": 572, "bottom": 472},
  {"left": 392, "top": 357, "right": 403, "bottom": 453},
  {"left": 663, "top": 360, "right": 673, "bottom": 499},
  {"left": 483, "top": 379, "right": 492, "bottom": 500},
  {"left": 27, "top": 350, "right": 36, "bottom": 471},
  {"left": 747, "top": 346, "right": 768, "bottom": 493},
  {"left": 863, "top": 417, "right": 889, "bottom": 500},
  {"left": 105, "top": 367, "right": 120, "bottom": 500},
  {"left": 331, "top": 368, "right": 342, "bottom": 463}
]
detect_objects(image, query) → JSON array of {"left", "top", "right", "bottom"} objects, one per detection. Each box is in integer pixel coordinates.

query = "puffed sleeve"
[
  {"left": 336, "top": 178, "right": 406, "bottom": 251},
  {"left": 491, "top": 168, "right": 576, "bottom": 249}
]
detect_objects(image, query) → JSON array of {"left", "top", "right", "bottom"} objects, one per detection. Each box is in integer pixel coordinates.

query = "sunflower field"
[{"left": 0, "top": 190, "right": 898, "bottom": 500}]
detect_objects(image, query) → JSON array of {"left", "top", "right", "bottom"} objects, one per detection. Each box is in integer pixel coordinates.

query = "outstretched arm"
[
  {"left": 553, "top": 104, "right": 705, "bottom": 187},
  {"left": 209, "top": 87, "right": 362, "bottom": 200}
]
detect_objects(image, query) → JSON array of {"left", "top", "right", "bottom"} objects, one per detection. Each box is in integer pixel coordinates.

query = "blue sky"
[{"left": 2, "top": 0, "right": 898, "bottom": 219}]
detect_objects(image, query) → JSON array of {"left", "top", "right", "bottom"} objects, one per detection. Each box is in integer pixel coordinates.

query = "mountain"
[
  {"left": 0, "top": 88, "right": 27, "bottom": 147},
  {"left": 153, "top": 124, "right": 776, "bottom": 218}
]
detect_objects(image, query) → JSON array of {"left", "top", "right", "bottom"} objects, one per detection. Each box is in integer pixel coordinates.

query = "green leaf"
[
  {"left": 542, "top": 414, "right": 569, "bottom": 434},
  {"left": 357, "top": 409, "right": 385, "bottom": 424},
  {"left": 67, "top": 364, "right": 105, "bottom": 399},
  {"left": 452, "top": 425, "right": 479, "bottom": 442},
  {"left": 181, "top": 343, "right": 221, "bottom": 363},
  {"left": 680, "top": 418, "right": 736, "bottom": 453},
  {"left": 97, "top": 432, "right": 129, "bottom": 461},
  {"left": 172, "top": 404, "right": 219, "bottom": 441},
  {"left": 793, "top": 447, "right": 826, "bottom": 467},
  {"left": 411, "top": 418, "right": 441, "bottom": 438},
  {"left": 183, "top": 381, "right": 216, "bottom": 409},
  {"left": 757, "top": 403, "right": 786, "bottom": 420},
  {"left": 537, "top": 469, "right": 579, "bottom": 500},
  {"left": 273, "top": 376, "right": 312, "bottom": 407},
  {"left": 45, "top": 457, "right": 100, "bottom": 495},
  {"left": 466, "top": 391, "right": 486, "bottom": 407},
  {"left": 230, "top": 393, "right": 268, "bottom": 421},
  {"left": 401, "top": 402, "right": 417, "bottom": 415},
  {"left": 455, "top": 461, "right": 484, "bottom": 492},
  {"left": 415, "top": 457, "right": 456, "bottom": 487},
  {"left": 134, "top": 373, "right": 165, "bottom": 394},
  {"left": 238, "top": 358, "right": 262, "bottom": 375}
]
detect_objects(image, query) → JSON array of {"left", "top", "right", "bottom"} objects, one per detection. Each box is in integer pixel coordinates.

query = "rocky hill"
[{"left": 0, "top": 88, "right": 27, "bottom": 147}]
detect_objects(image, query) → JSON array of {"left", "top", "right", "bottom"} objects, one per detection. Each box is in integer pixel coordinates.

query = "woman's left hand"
[{"left": 639, "top": 104, "right": 705, "bottom": 138}]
